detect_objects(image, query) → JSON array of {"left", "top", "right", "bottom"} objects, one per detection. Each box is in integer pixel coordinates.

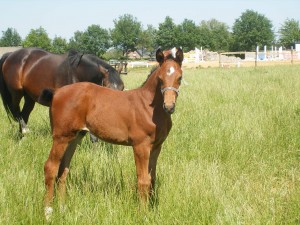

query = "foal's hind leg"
[
  {"left": 134, "top": 143, "right": 162, "bottom": 204},
  {"left": 44, "top": 134, "right": 77, "bottom": 220},
  {"left": 20, "top": 94, "right": 35, "bottom": 134},
  {"left": 57, "top": 130, "right": 87, "bottom": 211}
]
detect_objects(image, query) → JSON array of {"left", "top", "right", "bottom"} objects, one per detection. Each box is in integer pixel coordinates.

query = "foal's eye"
[{"left": 178, "top": 76, "right": 182, "bottom": 84}]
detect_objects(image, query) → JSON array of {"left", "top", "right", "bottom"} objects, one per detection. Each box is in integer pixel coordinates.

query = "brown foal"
[{"left": 39, "top": 48, "right": 184, "bottom": 219}]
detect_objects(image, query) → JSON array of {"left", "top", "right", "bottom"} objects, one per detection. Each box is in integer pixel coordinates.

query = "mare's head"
[
  {"left": 72, "top": 52, "right": 124, "bottom": 90},
  {"left": 156, "top": 48, "right": 184, "bottom": 114}
]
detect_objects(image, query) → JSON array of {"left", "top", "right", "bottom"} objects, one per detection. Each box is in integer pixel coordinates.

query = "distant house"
[
  {"left": 0, "top": 46, "right": 22, "bottom": 57},
  {"left": 126, "top": 50, "right": 142, "bottom": 59},
  {"left": 295, "top": 41, "right": 300, "bottom": 52}
]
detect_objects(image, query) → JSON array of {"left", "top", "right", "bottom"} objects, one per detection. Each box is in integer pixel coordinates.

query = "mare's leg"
[
  {"left": 44, "top": 133, "right": 77, "bottom": 220},
  {"left": 89, "top": 133, "right": 99, "bottom": 143},
  {"left": 20, "top": 94, "right": 35, "bottom": 134},
  {"left": 9, "top": 89, "right": 32, "bottom": 136},
  {"left": 57, "top": 130, "right": 87, "bottom": 210},
  {"left": 133, "top": 143, "right": 151, "bottom": 202},
  {"left": 8, "top": 90, "right": 24, "bottom": 134}
]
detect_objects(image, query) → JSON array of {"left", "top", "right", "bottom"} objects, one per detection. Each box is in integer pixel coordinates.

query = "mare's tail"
[
  {"left": 38, "top": 89, "right": 54, "bottom": 106},
  {"left": 0, "top": 52, "right": 17, "bottom": 122}
]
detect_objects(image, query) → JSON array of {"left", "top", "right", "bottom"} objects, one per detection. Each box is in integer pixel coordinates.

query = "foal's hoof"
[
  {"left": 21, "top": 127, "right": 30, "bottom": 134},
  {"left": 44, "top": 207, "right": 53, "bottom": 221}
]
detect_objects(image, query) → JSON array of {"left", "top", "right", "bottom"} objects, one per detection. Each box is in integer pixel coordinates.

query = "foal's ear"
[
  {"left": 175, "top": 48, "right": 184, "bottom": 66},
  {"left": 156, "top": 48, "right": 164, "bottom": 65}
]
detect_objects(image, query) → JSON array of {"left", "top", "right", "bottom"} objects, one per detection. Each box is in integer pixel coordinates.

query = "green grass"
[{"left": 1, "top": 65, "right": 300, "bottom": 224}]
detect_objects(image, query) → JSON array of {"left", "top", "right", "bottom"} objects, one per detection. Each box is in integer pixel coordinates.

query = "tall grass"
[{"left": 0, "top": 65, "right": 299, "bottom": 224}]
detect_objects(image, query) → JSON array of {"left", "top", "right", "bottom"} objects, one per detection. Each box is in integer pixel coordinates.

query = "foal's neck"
[
  {"left": 142, "top": 67, "right": 160, "bottom": 93},
  {"left": 140, "top": 67, "right": 164, "bottom": 106}
]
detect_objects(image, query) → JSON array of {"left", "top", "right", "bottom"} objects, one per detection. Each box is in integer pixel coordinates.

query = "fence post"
[
  {"left": 255, "top": 46, "right": 258, "bottom": 67},
  {"left": 291, "top": 46, "right": 294, "bottom": 65},
  {"left": 219, "top": 53, "right": 221, "bottom": 68}
]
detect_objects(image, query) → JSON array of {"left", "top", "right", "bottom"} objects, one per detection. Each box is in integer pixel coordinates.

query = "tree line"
[{"left": 1, "top": 10, "right": 300, "bottom": 60}]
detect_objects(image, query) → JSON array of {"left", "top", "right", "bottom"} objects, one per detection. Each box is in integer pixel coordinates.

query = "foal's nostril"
[{"left": 163, "top": 103, "right": 175, "bottom": 114}]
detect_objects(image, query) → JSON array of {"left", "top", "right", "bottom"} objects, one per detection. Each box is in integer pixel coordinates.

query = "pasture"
[{"left": 0, "top": 65, "right": 300, "bottom": 224}]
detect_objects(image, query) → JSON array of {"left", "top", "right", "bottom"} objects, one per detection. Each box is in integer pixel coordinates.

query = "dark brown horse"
[
  {"left": 38, "top": 48, "right": 183, "bottom": 219},
  {"left": 0, "top": 47, "right": 124, "bottom": 135}
]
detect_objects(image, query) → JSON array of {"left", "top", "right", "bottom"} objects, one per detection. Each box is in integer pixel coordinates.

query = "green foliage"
[
  {"left": 50, "top": 36, "right": 68, "bottom": 54},
  {"left": 155, "top": 16, "right": 178, "bottom": 49},
  {"left": 68, "top": 25, "right": 110, "bottom": 57},
  {"left": 198, "top": 19, "right": 231, "bottom": 52},
  {"left": 278, "top": 19, "right": 300, "bottom": 48},
  {"left": 1, "top": 65, "right": 300, "bottom": 224},
  {"left": 177, "top": 19, "right": 199, "bottom": 52},
  {"left": 111, "top": 14, "right": 142, "bottom": 55},
  {"left": 0, "top": 28, "right": 22, "bottom": 47},
  {"left": 22, "top": 27, "right": 51, "bottom": 51},
  {"left": 68, "top": 30, "right": 84, "bottom": 50},
  {"left": 102, "top": 48, "right": 123, "bottom": 61},
  {"left": 232, "top": 10, "right": 275, "bottom": 51},
  {"left": 136, "top": 25, "right": 157, "bottom": 57},
  {"left": 2, "top": 13, "right": 300, "bottom": 57}
]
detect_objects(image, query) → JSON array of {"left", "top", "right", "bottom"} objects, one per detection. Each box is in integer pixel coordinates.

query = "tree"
[
  {"left": 137, "top": 25, "right": 157, "bottom": 57},
  {"left": 0, "top": 28, "right": 22, "bottom": 47},
  {"left": 68, "top": 31, "right": 84, "bottom": 51},
  {"left": 111, "top": 14, "right": 142, "bottom": 56},
  {"left": 231, "top": 10, "right": 275, "bottom": 51},
  {"left": 177, "top": 19, "right": 199, "bottom": 52},
  {"left": 198, "top": 19, "right": 231, "bottom": 52},
  {"left": 82, "top": 25, "right": 110, "bottom": 56},
  {"left": 68, "top": 25, "right": 110, "bottom": 57},
  {"left": 23, "top": 27, "right": 51, "bottom": 50},
  {"left": 156, "top": 16, "right": 178, "bottom": 49},
  {"left": 278, "top": 19, "right": 300, "bottom": 48},
  {"left": 51, "top": 36, "right": 68, "bottom": 54}
]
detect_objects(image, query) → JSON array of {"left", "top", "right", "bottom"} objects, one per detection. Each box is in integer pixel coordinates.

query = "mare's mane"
[
  {"left": 85, "top": 54, "right": 122, "bottom": 84},
  {"left": 67, "top": 49, "right": 84, "bottom": 67},
  {"left": 66, "top": 50, "right": 121, "bottom": 84}
]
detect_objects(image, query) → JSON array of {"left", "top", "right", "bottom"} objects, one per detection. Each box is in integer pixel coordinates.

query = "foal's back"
[{"left": 50, "top": 82, "right": 159, "bottom": 145}]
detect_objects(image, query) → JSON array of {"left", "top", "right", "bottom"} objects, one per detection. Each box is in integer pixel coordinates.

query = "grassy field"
[{"left": 0, "top": 65, "right": 300, "bottom": 224}]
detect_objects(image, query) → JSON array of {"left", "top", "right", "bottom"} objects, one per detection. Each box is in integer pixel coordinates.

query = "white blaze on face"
[{"left": 167, "top": 67, "right": 175, "bottom": 76}]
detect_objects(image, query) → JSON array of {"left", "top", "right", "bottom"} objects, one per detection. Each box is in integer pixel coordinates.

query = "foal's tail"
[
  {"left": 0, "top": 52, "right": 16, "bottom": 121},
  {"left": 38, "top": 89, "right": 54, "bottom": 106}
]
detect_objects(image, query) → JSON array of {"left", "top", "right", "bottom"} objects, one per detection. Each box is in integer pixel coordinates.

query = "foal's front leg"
[
  {"left": 148, "top": 144, "right": 162, "bottom": 194},
  {"left": 133, "top": 143, "right": 151, "bottom": 203}
]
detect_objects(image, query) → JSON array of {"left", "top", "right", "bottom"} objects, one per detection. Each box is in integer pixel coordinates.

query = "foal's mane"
[{"left": 141, "top": 66, "right": 159, "bottom": 87}]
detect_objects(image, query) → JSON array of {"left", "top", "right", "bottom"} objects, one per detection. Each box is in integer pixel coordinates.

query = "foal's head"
[{"left": 156, "top": 48, "right": 184, "bottom": 114}]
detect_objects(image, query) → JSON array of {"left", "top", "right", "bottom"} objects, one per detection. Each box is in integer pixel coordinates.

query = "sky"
[{"left": 0, "top": 0, "right": 299, "bottom": 40}]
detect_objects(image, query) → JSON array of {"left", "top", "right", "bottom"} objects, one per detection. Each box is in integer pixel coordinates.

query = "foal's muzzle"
[
  {"left": 163, "top": 102, "right": 176, "bottom": 114},
  {"left": 161, "top": 87, "right": 179, "bottom": 114}
]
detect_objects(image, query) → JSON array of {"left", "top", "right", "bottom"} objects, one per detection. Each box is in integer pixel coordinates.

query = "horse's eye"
[{"left": 178, "top": 76, "right": 182, "bottom": 84}]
